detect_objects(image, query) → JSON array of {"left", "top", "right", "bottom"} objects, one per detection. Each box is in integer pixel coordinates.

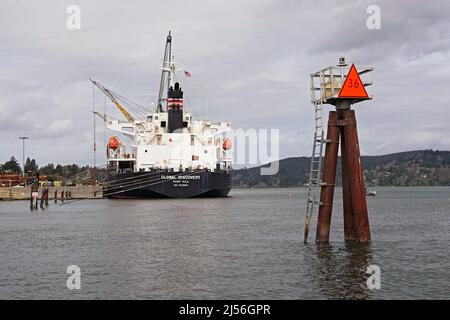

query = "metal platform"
[{"left": 310, "top": 61, "right": 373, "bottom": 106}]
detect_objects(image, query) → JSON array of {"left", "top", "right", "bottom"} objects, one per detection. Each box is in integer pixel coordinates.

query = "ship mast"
[{"left": 157, "top": 31, "right": 175, "bottom": 112}]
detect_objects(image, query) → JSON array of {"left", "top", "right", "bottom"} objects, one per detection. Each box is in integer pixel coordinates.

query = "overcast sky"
[{"left": 1, "top": 0, "right": 449, "bottom": 167}]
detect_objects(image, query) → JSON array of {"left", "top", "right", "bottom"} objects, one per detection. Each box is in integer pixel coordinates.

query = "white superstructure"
[{"left": 105, "top": 112, "right": 232, "bottom": 173}]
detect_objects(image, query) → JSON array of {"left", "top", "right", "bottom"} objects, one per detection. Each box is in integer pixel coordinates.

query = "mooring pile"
[{"left": 304, "top": 57, "right": 373, "bottom": 243}]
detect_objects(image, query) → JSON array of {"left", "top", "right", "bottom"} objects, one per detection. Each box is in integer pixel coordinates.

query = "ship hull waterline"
[{"left": 103, "top": 170, "right": 231, "bottom": 199}]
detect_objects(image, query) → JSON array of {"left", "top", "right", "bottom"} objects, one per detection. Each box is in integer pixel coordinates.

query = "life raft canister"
[
  {"left": 108, "top": 136, "right": 121, "bottom": 150},
  {"left": 222, "top": 137, "right": 232, "bottom": 151}
]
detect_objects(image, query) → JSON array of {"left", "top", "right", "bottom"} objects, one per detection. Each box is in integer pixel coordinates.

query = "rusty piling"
[
  {"left": 30, "top": 187, "right": 34, "bottom": 211},
  {"left": 340, "top": 122, "right": 357, "bottom": 241},
  {"left": 316, "top": 109, "right": 371, "bottom": 243},
  {"left": 44, "top": 188, "right": 49, "bottom": 206},
  {"left": 341, "top": 110, "right": 371, "bottom": 242},
  {"left": 316, "top": 112, "right": 340, "bottom": 242}
]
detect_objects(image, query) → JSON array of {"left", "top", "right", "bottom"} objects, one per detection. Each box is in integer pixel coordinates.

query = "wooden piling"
[
  {"left": 341, "top": 110, "right": 371, "bottom": 242},
  {"left": 316, "top": 112, "right": 340, "bottom": 243},
  {"left": 340, "top": 123, "right": 357, "bottom": 241},
  {"left": 316, "top": 110, "right": 371, "bottom": 243},
  {"left": 36, "top": 173, "right": 39, "bottom": 210},
  {"left": 44, "top": 188, "right": 49, "bottom": 206},
  {"left": 40, "top": 191, "right": 44, "bottom": 209},
  {"left": 30, "top": 187, "right": 34, "bottom": 211}
]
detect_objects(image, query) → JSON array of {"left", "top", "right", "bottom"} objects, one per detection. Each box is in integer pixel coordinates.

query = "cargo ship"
[{"left": 92, "top": 32, "right": 232, "bottom": 198}]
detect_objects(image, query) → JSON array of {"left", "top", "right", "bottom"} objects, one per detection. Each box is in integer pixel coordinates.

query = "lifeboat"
[
  {"left": 222, "top": 138, "right": 232, "bottom": 151},
  {"left": 108, "top": 136, "right": 121, "bottom": 150}
]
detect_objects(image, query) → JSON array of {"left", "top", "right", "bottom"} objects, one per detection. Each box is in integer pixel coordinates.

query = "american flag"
[{"left": 184, "top": 70, "right": 192, "bottom": 78}]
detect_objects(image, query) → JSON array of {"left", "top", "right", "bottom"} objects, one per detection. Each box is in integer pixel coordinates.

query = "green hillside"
[{"left": 232, "top": 150, "right": 450, "bottom": 188}]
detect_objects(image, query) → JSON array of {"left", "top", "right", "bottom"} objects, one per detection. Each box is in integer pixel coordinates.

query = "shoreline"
[
  {"left": 0, "top": 185, "right": 102, "bottom": 201},
  {"left": 1, "top": 185, "right": 449, "bottom": 201}
]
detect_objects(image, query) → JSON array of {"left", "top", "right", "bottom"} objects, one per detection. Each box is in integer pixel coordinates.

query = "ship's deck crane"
[
  {"left": 90, "top": 79, "right": 135, "bottom": 123},
  {"left": 91, "top": 110, "right": 135, "bottom": 139}
]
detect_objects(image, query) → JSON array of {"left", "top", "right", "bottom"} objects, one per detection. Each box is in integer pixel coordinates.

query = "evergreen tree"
[
  {"left": 24, "top": 157, "right": 39, "bottom": 174},
  {"left": 2, "top": 156, "right": 22, "bottom": 174}
]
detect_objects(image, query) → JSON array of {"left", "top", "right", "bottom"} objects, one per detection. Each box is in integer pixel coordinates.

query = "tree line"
[
  {"left": 232, "top": 150, "right": 450, "bottom": 188},
  {"left": 1, "top": 156, "right": 105, "bottom": 184}
]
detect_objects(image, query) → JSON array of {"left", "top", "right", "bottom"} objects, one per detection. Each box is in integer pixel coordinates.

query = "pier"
[{"left": 0, "top": 185, "right": 102, "bottom": 201}]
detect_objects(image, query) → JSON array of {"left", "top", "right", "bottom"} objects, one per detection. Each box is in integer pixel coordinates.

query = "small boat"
[{"left": 366, "top": 190, "right": 376, "bottom": 196}]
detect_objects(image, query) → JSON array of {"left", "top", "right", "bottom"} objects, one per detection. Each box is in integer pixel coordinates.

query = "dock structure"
[
  {"left": 304, "top": 57, "right": 373, "bottom": 243},
  {"left": 0, "top": 185, "right": 102, "bottom": 201}
]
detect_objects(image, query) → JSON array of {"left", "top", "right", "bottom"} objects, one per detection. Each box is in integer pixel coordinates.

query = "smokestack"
[{"left": 167, "top": 82, "right": 184, "bottom": 133}]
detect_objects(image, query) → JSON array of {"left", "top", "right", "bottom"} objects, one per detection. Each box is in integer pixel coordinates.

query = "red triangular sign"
[{"left": 338, "top": 64, "right": 369, "bottom": 98}]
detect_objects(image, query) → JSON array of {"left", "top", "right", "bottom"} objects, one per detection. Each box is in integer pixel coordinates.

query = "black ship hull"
[{"left": 103, "top": 170, "right": 231, "bottom": 199}]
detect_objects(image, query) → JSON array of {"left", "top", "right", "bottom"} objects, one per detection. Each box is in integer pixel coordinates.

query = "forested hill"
[{"left": 231, "top": 150, "right": 450, "bottom": 188}]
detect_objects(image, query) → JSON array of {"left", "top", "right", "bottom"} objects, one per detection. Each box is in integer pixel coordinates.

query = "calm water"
[{"left": 0, "top": 187, "right": 449, "bottom": 299}]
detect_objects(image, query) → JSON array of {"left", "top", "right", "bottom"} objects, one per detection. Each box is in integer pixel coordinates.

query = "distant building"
[
  {"left": 0, "top": 173, "right": 48, "bottom": 187},
  {"left": 53, "top": 180, "right": 62, "bottom": 187},
  {"left": 39, "top": 181, "right": 49, "bottom": 187}
]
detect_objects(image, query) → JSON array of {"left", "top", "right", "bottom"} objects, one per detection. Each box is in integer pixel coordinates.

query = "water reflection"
[{"left": 311, "top": 242, "right": 374, "bottom": 299}]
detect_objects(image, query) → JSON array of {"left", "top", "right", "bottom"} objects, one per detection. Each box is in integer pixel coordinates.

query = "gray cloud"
[{"left": 0, "top": 0, "right": 449, "bottom": 167}]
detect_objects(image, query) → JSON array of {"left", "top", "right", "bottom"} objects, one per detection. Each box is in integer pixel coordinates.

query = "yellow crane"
[{"left": 90, "top": 79, "right": 134, "bottom": 123}]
